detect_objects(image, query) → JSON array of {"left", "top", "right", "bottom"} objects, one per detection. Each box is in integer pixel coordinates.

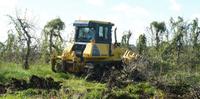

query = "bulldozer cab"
[{"left": 73, "top": 20, "right": 114, "bottom": 44}]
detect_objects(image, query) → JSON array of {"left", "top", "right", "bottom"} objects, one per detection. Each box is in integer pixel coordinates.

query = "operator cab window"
[
  {"left": 104, "top": 27, "right": 108, "bottom": 39},
  {"left": 99, "top": 26, "right": 104, "bottom": 37},
  {"left": 76, "top": 27, "right": 95, "bottom": 42},
  {"left": 97, "top": 26, "right": 109, "bottom": 43}
]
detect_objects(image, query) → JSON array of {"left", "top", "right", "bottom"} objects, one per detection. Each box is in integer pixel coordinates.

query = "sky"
[{"left": 0, "top": 0, "right": 200, "bottom": 44}]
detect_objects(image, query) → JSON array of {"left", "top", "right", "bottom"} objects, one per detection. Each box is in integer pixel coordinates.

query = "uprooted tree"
[{"left": 7, "top": 11, "right": 36, "bottom": 69}]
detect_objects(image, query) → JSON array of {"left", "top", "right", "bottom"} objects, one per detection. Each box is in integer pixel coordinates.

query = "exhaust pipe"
[{"left": 114, "top": 27, "right": 117, "bottom": 44}]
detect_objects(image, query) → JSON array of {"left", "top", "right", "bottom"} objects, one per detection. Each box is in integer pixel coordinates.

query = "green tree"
[
  {"left": 168, "top": 17, "right": 189, "bottom": 64},
  {"left": 188, "top": 18, "right": 200, "bottom": 69},
  {"left": 190, "top": 18, "right": 200, "bottom": 49},
  {"left": 3, "top": 33, "right": 19, "bottom": 62},
  {"left": 42, "top": 18, "right": 65, "bottom": 63},
  {"left": 150, "top": 21, "right": 166, "bottom": 50},
  {"left": 0, "top": 42, "right": 5, "bottom": 60},
  {"left": 121, "top": 30, "right": 132, "bottom": 48},
  {"left": 136, "top": 34, "right": 147, "bottom": 55}
]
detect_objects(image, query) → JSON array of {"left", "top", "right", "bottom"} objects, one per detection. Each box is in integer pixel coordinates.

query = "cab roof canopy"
[{"left": 73, "top": 20, "right": 114, "bottom": 27}]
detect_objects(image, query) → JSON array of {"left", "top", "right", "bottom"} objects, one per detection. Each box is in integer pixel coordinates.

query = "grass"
[
  {"left": 0, "top": 61, "right": 164, "bottom": 98},
  {"left": 111, "top": 83, "right": 164, "bottom": 99},
  {"left": 0, "top": 61, "right": 107, "bottom": 98}
]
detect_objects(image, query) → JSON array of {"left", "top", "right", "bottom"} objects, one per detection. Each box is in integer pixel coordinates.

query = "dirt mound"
[
  {"left": 0, "top": 75, "right": 62, "bottom": 94},
  {"left": 0, "top": 84, "right": 6, "bottom": 94},
  {"left": 29, "top": 75, "right": 62, "bottom": 90},
  {"left": 9, "top": 78, "right": 28, "bottom": 91}
]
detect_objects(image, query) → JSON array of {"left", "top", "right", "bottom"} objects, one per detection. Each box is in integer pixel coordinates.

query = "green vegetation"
[
  {"left": 134, "top": 16, "right": 200, "bottom": 98},
  {"left": 0, "top": 62, "right": 162, "bottom": 98},
  {"left": 110, "top": 83, "right": 163, "bottom": 99}
]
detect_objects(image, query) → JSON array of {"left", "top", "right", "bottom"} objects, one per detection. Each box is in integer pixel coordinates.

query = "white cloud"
[
  {"left": 85, "top": 0, "right": 105, "bottom": 6},
  {"left": 112, "top": 3, "right": 150, "bottom": 17},
  {"left": 0, "top": 0, "right": 18, "bottom": 42},
  {"left": 0, "top": 0, "right": 18, "bottom": 8},
  {"left": 0, "top": 20, "right": 9, "bottom": 42},
  {"left": 110, "top": 3, "right": 151, "bottom": 44},
  {"left": 0, "top": 0, "right": 18, "bottom": 15},
  {"left": 169, "top": 0, "right": 181, "bottom": 12}
]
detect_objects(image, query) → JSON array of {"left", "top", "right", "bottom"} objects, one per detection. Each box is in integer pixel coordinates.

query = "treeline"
[
  {"left": 136, "top": 17, "right": 200, "bottom": 97},
  {"left": 137, "top": 16, "right": 200, "bottom": 72}
]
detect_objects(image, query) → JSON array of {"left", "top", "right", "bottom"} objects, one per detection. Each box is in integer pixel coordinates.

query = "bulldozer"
[{"left": 51, "top": 20, "right": 143, "bottom": 81}]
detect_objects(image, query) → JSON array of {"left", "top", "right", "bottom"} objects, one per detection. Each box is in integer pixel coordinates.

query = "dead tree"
[{"left": 8, "top": 11, "right": 35, "bottom": 69}]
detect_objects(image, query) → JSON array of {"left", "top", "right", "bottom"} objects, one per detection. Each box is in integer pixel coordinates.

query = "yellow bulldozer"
[{"left": 51, "top": 20, "right": 143, "bottom": 81}]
